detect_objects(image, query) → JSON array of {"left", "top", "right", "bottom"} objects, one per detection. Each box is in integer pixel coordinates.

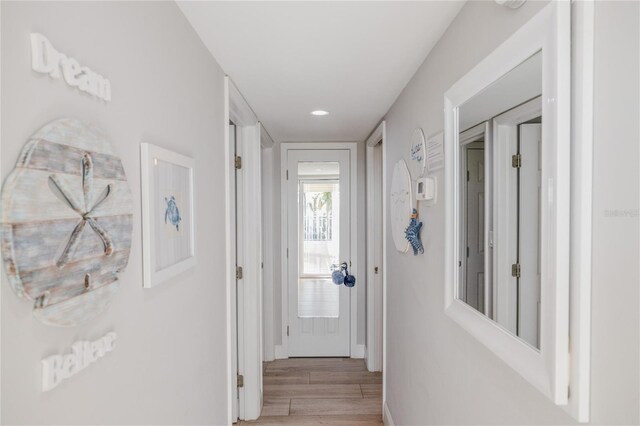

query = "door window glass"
[{"left": 297, "top": 162, "right": 340, "bottom": 318}]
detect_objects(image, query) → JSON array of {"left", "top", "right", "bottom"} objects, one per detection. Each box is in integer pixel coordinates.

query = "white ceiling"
[{"left": 178, "top": 1, "right": 465, "bottom": 142}]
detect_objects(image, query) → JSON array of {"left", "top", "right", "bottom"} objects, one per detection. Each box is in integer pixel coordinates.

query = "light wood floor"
[{"left": 239, "top": 358, "right": 383, "bottom": 425}]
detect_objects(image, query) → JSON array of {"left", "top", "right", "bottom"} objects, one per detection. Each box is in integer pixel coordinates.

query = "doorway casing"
[
  {"left": 276, "top": 142, "right": 362, "bottom": 359},
  {"left": 225, "top": 76, "right": 273, "bottom": 422},
  {"left": 365, "top": 122, "right": 386, "bottom": 373}
]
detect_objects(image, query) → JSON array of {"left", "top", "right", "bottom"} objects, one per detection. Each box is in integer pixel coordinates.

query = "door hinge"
[
  {"left": 512, "top": 153, "right": 522, "bottom": 168},
  {"left": 236, "top": 266, "right": 243, "bottom": 280},
  {"left": 467, "top": 170, "right": 470, "bottom": 181},
  {"left": 374, "top": 266, "right": 379, "bottom": 274},
  {"left": 286, "top": 169, "right": 289, "bottom": 180},
  {"left": 286, "top": 326, "right": 289, "bottom": 337},
  {"left": 237, "top": 374, "right": 244, "bottom": 388},
  {"left": 511, "top": 263, "right": 521, "bottom": 278},
  {"left": 235, "top": 155, "right": 242, "bottom": 169},
  {"left": 286, "top": 248, "right": 289, "bottom": 259}
]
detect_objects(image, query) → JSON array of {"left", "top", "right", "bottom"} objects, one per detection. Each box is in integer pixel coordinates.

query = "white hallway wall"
[
  {"left": 382, "top": 1, "right": 639, "bottom": 425},
  {"left": 1, "top": 2, "right": 229, "bottom": 424},
  {"left": 590, "top": 1, "right": 639, "bottom": 422}
]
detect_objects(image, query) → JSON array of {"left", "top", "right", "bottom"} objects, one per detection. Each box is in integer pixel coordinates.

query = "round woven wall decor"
[{"left": 1, "top": 118, "right": 133, "bottom": 326}]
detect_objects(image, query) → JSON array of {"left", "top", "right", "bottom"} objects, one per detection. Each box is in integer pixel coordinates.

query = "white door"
[
  {"left": 518, "top": 123, "right": 541, "bottom": 348},
  {"left": 366, "top": 141, "right": 384, "bottom": 371},
  {"left": 464, "top": 145, "right": 485, "bottom": 313},
  {"left": 229, "top": 123, "right": 242, "bottom": 422},
  {"left": 287, "top": 149, "right": 351, "bottom": 357}
]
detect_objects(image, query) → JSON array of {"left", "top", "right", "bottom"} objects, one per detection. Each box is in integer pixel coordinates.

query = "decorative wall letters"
[
  {"left": 41, "top": 332, "right": 117, "bottom": 391},
  {"left": 30, "top": 33, "right": 111, "bottom": 102},
  {"left": 1, "top": 118, "right": 133, "bottom": 326}
]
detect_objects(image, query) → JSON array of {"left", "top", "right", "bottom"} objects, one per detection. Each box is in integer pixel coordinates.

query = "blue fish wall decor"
[{"left": 405, "top": 208, "right": 424, "bottom": 255}]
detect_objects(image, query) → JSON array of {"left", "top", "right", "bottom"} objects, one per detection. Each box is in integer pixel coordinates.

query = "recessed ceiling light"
[{"left": 311, "top": 110, "right": 329, "bottom": 116}]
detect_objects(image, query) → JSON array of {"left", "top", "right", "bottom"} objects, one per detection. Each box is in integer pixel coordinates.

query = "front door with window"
[{"left": 286, "top": 149, "right": 351, "bottom": 357}]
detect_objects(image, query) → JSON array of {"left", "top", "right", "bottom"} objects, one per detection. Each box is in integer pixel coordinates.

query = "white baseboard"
[
  {"left": 383, "top": 401, "right": 395, "bottom": 426},
  {"left": 275, "top": 344, "right": 365, "bottom": 359},
  {"left": 364, "top": 345, "right": 382, "bottom": 372},
  {"left": 365, "top": 356, "right": 375, "bottom": 372},
  {"left": 263, "top": 352, "right": 275, "bottom": 362},
  {"left": 351, "top": 344, "right": 365, "bottom": 358},
  {"left": 263, "top": 339, "right": 275, "bottom": 362},
  {"left": 274, "top": 344, "right": 288, "bottom": 359}
]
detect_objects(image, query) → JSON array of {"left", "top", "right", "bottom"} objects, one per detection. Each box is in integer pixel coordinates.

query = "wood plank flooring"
[{"left": 239, "top": 358, "right": 382, "bottom": 425}]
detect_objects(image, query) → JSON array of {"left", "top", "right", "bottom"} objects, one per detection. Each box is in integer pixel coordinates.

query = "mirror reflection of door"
[
  {"left": 463, "top": 142, "right": 485, "bottom": 314},
  {"left": 286, "top": 150, "right": 351, "bottom": 357},
  {"left": 457, "top": 50, "right": 543, "bottom": 349},
  {"left": 517, "top": 123, "right": 542, "bottom": 348}
]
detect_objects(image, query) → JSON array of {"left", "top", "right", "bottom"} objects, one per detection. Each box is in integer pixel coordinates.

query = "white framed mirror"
[{"left": 444, "top": 2, "right": 570, "bottom": 406}]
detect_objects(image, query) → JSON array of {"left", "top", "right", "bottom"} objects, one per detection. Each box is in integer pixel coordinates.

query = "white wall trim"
[
  {"left": 274, "top": 344, "right": 287, "bottom": 360},
  {"left": 261, "top": 128, "right": 275, "bottom": 362},
  {"left": 229, "top": 79, "right": 258, "bottom": 125},
  {"left": 352, "top": 344, "right": 365, "bottom": 359},
  {"left": 383, "top": 401, "right": 395, "bottom": 426},
  {"left": 223, "top": 78, "right": 234, "bottom": 426},
  {"left": 366, "top": 120, "right": 385, "bottom": 147},
  {"left": 564, "top": 0, "right": 594, "bottom": 422},
  {"left": 225, "top": 77, "right": 263, "bottom": 421},
  {"left": 381, "top": 127, "right": 389, "bottom": 405},
  {"left": 259, "top": 122, "right": 275, "bottom": 149},
  {"left": 241, "top": 124, "right": 263, "bottom": 421},
  {"left": 278, "top": 144, "right": 289, "bottom": 358},
  {"left": 279, "top": 142, "right": 360, "bottom": 358},
  {"left": 365, "top": 121, "right": 386, "bottom": 372}
]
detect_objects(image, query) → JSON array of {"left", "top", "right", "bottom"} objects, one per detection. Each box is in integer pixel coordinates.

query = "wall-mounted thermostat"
[{"left": 416, "top": 176, "right": 437, "bottom": 204}]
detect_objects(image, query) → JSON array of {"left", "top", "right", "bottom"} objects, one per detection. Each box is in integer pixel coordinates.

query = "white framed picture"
[{"left": 141, "top": 143, "right": 196, "bottom": 288}]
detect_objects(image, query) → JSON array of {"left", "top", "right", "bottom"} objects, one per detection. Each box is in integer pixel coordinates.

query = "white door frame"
[
  {"left": 459, "top": 122, "right": 492, "bottom": 317},
  {"left": 228, "top": 122, "right": 240, "bottom": 423},
  {"left": 277, "top": 142, "right": 360, "bottom": 358},
  {"left": 365, "top": 122, "right": 386, "bottom": 372},
  {"left": 260, "top": 124, "right": 276, "bottom": 363},
  {"left": 565, "top": 0, "right": 594, "bottom": 421},
  {"left": 225, "top": 77, "right": 263, "bottom": 422}
]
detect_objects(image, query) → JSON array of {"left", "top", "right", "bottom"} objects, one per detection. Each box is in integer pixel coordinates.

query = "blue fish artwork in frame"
[{"left": 164, "top": 196, "right": 182, "bottom": 231}]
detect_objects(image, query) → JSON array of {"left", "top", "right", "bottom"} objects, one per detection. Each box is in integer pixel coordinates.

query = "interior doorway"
[
  {"left": 225, "top": 77, "right": 264, "bottom": 423},
  {"left": 279, "top": 143, "right": 359, "bottom": 359},
  {"left": 286, "top": 149, "right": 352, "bottom": 357},
  {"left": 462, "top": 141, "right": 485, "bottom": 314},
  {"left": 365, "top": 122, "right": 385, "bottom": 373}
]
